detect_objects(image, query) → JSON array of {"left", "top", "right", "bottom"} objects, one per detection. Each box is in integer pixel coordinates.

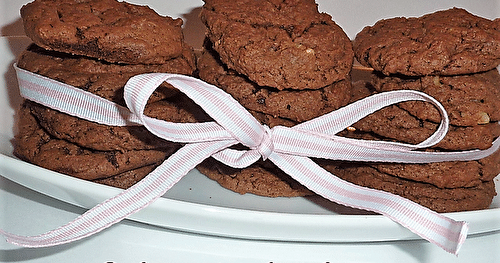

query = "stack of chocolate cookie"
[
  {"left": 14, "top": 0, "right": 209, "bottom": 189},
  {"left": 196, "top": 0, "right": 354, "bottom": 197},
  {"left": 323, "top": 8, "right": 500, "bottom": 212}
]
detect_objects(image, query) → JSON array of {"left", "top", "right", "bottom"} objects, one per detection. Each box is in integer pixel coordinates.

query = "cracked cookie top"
[
  {"left": 21, "top": 0, "right": 186, "bottom": 64},
  {"left": 354, "top": 8, "right": 500, "bottom": 76},
  {"left": 198, "top": 44, "right": 352, "bottom": 122},
  {"left": 200, "top": 0, "right": 353, "bottom": 90}
]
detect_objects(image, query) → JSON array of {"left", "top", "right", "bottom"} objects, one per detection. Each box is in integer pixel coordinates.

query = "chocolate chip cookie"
[
  {"left": 371, "top": 69, "right": 500, "bottom": 127},
  {"left": 14, "top": 102, "right": 178, "bottom": 181},
  {"left": 200, "top": 0, "right": 353, "bottom": 90},
  {"left": 198, "top": 42, "right": 352, "bottom": 122},
  {"left": 16, "top": 43, "right": 206, "bottom": 152},
  {"left": 197, "top": 157, "right": 313, "bottom": 197},
  {"left": 369, "top": 145, "right": 500, "bottom": 189},
  {"left": 93, "top": 163, "right": 160, "bottom": 189},
  {"left": 354, "top": 8, "right": 500, "bottom": 76},
  {"left": 348, "top": 79, "right": 500, "bottom": 151},
  {"left": 17, "top": 44, "right": 196, "bottom": 106},
  {"left": 320, "top": 160, "right": 497, "bottom": 213},
  {"left": 27, "top": 96, "right": 210, "bottom": 152},
  {"left": 21, "top": 0, "right": 187, "bottom": 64}
]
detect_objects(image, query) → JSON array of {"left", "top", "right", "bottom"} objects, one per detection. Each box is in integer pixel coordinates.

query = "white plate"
[{"left": 1, "top": 35, "right": 500, "bottom": 243}]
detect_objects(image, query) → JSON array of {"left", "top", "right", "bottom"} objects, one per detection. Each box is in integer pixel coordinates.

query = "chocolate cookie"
[
  {"left": 319, "top": 161, "right": 497, "bottom": 213},
  {"left": 371, "top": 69, "right": 500, "bottom": 127},
  {"left": 348, "top": 80, "right": 500, "bottom": 151},
  {"left": 321, "top": 144, "right": 500, "bottom": 189},
  {"left": 17, "top": 44, "right": 196, "bottom": 106},
  {"left": 16, "top": 43, "right": 207, "bottom": 152},
  {"left": 369, "top": 146, "right": 500, "bottom": 189},
  {"left": 197, "top": 157, "right": 313, "bottom": 197},
  {"left": 249, "top": 110, "right": 298, "bottom": 128},
  {"left": 14, "top": 102, "right": 178, "bottom": 181},
  {"left": 200, "top": 0, "right": 353, "bottom": 90},
  {"left": 198, "top": 43, "right": 352, "bottom": 122},
  {"left": 27, "top": 96, "right": 210, "bottom": 152},
  {"left": 354, "top": 8, "right": 500, "bottom": 76},
  {"left": 93, "top": 163, "right": 159, "bottom": 189},
  {"left": 21, "top": 0, "right": 187, "bottom": 64}
]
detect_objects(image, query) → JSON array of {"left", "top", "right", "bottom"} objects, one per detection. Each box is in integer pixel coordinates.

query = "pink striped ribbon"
[{"left": 3, "top": 65, "right": 500, "bottom": 254}]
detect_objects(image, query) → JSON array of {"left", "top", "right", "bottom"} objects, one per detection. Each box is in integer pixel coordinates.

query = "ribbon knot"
[
  {"left": 254, "top": 125, "right": 274, "bottom": 160},
  {"left": 7, "top": 67, "right": 500, "bottom": 255}
]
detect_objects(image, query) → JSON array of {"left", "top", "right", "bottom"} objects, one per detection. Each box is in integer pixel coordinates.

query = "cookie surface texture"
[
  {"left": 21, "top": 0, "right": 186, "bottom": 64},
  {"left": 197, "top": 158, "right": 313, "bottom": 197},
  {"left": 17, "top": 44, "right": 196, "bottom": 106},
  {"left": 354, "top": 8, "right": 500, "bottom": 76},
  {"left": 320, "top": 161, "right": 497, "bottom": 213},
  {"left": 348, "top": 78, "right": 500, "bottom": 151},
  {"left": 16, "top": 44, "right": 205, "bottom": 152},
  {"left": 14, "top": 103, "right": 178, "bottom": 181},
  {"left": 371, "top": 69, "right": 500, "bottom": 127},
  {"left": 197, "top": 45, "right": 352, "bottom": 122},
  {"left": 200, "top": 0, "right": 353, "bottom": 90}
]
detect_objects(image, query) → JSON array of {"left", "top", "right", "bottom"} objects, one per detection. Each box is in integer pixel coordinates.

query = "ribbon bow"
[{"left": 3, "top": 66, "right": 500, "bottom": 254}]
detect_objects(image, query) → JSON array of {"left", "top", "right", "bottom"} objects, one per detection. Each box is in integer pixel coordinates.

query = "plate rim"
[{"left": 2, "top": 153, "right": 500, "bottom": 243}]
